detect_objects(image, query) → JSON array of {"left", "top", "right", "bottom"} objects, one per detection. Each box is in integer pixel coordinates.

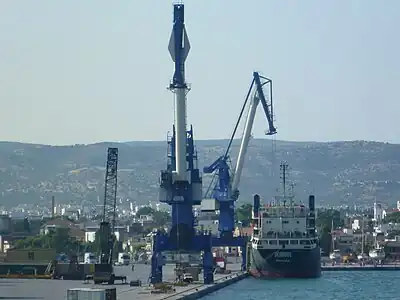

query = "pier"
[{"left": 0, "top": 261, "right": 247, "bottom": 300}]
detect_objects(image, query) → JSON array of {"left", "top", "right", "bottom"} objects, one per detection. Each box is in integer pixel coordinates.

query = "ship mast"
[
  {"left": 289, "top": 182, "right": 295, "bottom": 206},
  {"left": 280, "top": 162, "right": 289, "bottom": 206}
]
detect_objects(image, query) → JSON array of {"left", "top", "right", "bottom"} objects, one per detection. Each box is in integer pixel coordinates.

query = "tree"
[
  {"left": 153, "top": 210, "right": 170, "bottom": 227},
  {"left": 135, "top": 206, "right": 170, "bottom": 227},
  {"left": 136, "top": 206, "right": 155, "bottom": 217},
  {"left": 31, "top": 237, "right": 43, "bottom": 248},
  {"left": 50, "top": 228, "right": 72, "bottom": 253},
  {"left": 13, "top": 237, "right": 37, "bottom": 249},
  {"left": 318, "top": 225, "right": 332, "bottom": 255},
  {"left": 316, "top": 209, "right": 344, "bottom": 231},
  {"left": 384, "top": 212, "right": 400, "bottom": 224},
  {"left": 236, "top": 204, "right": 252, "bottom": 226},
  {"left": 315, "top": 209, "right": 345, "bottom": 255},
  {"left": 12, "top": 228, "right": 80, "bottom": 254}
]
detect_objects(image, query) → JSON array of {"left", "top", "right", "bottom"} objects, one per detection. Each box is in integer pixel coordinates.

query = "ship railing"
[
  {"left": 263, "top": 231, "right": 314, "bottom": 239},
  {"left": 260, "top": 210, "right": 307, "bottom": 218}
]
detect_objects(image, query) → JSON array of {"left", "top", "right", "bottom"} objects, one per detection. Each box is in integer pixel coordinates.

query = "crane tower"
[
  {"left": 151, "top": 3, "right": 214, "bottom": 285},
  {"left": 99, "top": 147, "right": 118, "bottom": 265}
]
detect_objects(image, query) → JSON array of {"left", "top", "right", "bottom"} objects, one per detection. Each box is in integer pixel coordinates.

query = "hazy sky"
[{"left": 0, "top": 0, "right": 398, "bottom": 145}]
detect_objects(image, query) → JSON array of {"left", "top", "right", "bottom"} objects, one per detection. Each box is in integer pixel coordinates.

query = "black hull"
[{"left": 250, "top": 247, "right": 321, "bottom": 278}]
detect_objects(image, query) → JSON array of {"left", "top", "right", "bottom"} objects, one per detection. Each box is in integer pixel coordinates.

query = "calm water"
[{"left": 203, "top": 271, "right": 400, "bottom": 300}]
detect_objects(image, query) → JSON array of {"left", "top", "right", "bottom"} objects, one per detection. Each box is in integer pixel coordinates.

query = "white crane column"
[{"left": 231, "top": 95, "right": 260, "bottom": 191}]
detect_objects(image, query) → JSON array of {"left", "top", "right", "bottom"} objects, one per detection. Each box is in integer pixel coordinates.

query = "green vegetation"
[
  {"left": 1, "top": 140, "right": 400, "bottom": 208},
  {"left": 12, "top": 227, "right": 118, "bottom": 257},
  {"left": 316, "top": 209, "right": 345, "bottom": 254},
  {"left": 236, "top": 204, "right": 252, "bottom": 226},
  {"left": 316, "top": 209, "right": 344, "bottom": 233},
  {"left": 12, "top": 228, "right": 88, "bottom": 254},
  {"left": 136, "top": 206, "right": 171, "bottom": 227},
  {"left": 384, "top": 211, "right": 400, "bottom": 224}
]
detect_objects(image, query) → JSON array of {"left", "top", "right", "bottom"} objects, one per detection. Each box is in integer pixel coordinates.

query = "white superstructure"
[
  {"left": 252, "top": 201, "right": 318, "bottom": 251},
  {"left": 251, "top": 163, "right": 318, "bottom": 252}
]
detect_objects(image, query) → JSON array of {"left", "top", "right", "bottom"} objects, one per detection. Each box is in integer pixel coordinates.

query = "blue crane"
[
  {"left": 150, "top": 3, "right": 214, "bottom": 285},
  {"left": 203, "top": 72, "right": 277, "bottom": 269}
]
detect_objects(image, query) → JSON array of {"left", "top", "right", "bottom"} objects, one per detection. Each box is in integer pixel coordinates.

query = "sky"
[{"left": 0, "top": 0, "right": 399, "bottom": 145}]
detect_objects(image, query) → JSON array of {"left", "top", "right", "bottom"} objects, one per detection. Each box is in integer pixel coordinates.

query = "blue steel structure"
[
  {"left": 150, "top": 3, "right": 214, "bottom": 285},
  {"left": 203, "top": 72, "right": 277, "bottom": 270}
]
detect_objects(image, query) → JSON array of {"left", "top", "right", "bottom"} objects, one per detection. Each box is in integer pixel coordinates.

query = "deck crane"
[{"left": 204, "top": 72, "right": 277, "bottom": 268}]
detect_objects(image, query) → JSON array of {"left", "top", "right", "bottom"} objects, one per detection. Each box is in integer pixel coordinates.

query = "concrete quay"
[
  {"left": 156, "top": 271, "right": 248, "bottom": 300},
  {"left": 0, "top": 261, "right": 247, "bottom": 300},
  {"left": 322, "top": 264, "right": 400, "bottom": 271}
]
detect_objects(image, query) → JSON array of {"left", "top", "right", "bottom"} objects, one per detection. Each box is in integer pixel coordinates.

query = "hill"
[{"left": 0, "top": 139, "right": 399, "bottom": 208}]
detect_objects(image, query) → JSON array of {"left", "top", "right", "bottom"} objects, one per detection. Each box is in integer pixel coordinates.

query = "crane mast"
[{"left": 152, "top": 3, "right": 214, "bottom": 285}]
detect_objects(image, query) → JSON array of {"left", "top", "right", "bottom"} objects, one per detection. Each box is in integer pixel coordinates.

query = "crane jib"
[{"left": 204, "top": 72, "right": 277, "bottom": 237}]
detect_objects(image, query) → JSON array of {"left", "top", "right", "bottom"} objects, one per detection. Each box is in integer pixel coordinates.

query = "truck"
[
  {"left": 84, "top": 252, "right": 97, "bottom": 264},
  {"left": 117, "top": 253, "right": 130, "bottom": 266}
]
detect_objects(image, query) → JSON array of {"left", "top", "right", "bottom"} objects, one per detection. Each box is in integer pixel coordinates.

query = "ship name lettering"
[{"left": 274, "top": 252, "right": 292, "bottom": 258}]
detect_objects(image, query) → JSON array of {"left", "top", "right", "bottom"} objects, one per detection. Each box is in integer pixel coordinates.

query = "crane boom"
[
  {"left": 203, "top": 71, "right": 277, "bottom": 240},
  {"left": 253, "top": 72, "right": 276, "bottom": 135},
  {"left": 231, "top": 91, "right": 259, "bottom": 193},
  {"left": 232, "top": 72, "right": 276, "bottom": 194}
]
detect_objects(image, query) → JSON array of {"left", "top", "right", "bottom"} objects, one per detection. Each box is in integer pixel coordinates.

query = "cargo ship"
[{"left": 249, "top": 162, "right": 321, "bottom": 278}]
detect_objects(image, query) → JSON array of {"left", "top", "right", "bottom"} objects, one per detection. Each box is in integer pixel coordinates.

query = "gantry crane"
[
  {"left": 151, "top": 3, "right": 214, "bottom": 285},
  {"left": 203, "top": 72, "right": 277, "bottom": 269}
]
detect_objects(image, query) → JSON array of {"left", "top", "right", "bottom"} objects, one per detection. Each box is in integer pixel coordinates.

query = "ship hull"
[{"left": 250, "top": 247, "right": 321, "bottom": 278}]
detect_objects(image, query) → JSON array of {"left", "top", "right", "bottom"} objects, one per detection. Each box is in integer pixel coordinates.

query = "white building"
[{"left": 373, "top": 202, "right": 386, "bottom": 223}]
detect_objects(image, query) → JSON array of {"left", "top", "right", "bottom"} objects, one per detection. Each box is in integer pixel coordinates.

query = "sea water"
[{"left": 203, "top": 271, "right": 399, "bottom": 300}]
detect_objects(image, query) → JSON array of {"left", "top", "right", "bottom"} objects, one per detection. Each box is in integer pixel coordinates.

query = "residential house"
[
  {"left": 83, "top": 222, "right": 126, "bottom": 243},
  {"left": 41, "top": 218, "right": 85, "bottom": 241}
]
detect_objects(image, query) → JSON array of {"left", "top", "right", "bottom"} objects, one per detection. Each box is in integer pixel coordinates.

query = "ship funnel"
[
  {"left": 308, "top": 195, "right": 315, "bottom": 212},
  {"left": 253, "top": 194, "right": 260, "bottom": 219}
]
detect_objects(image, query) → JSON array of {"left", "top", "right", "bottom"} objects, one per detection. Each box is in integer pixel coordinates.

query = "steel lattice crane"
[
  {"left": 203, "top": 72, "right": 277, "bottom": 269},
  {"left": 99, "top": 147, "right": 118, "bottom": 265}
]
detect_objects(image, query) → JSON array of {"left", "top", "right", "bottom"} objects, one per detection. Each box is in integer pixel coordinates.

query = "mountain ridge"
[{"left": 0, "top": 139, "right": 399, "bottom": 208}]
